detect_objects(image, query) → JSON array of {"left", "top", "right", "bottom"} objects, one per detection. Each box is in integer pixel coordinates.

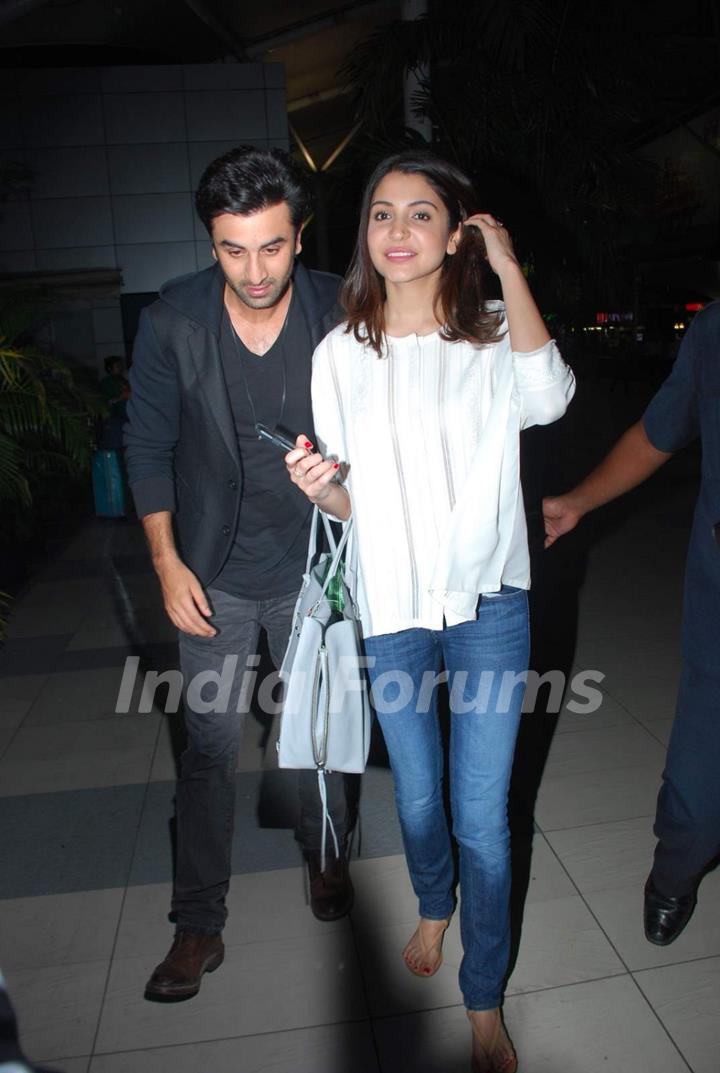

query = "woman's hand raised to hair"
[
  {"left": 285, "top": 434, "right": 339, "bottom": 505},
  {"left": 464, "top": 214, "right": 519, "bottom": 277}
]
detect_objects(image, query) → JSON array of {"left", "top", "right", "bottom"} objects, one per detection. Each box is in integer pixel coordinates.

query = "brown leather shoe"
[
  {"left": 144, "top": 930, "right": 224, "bottom": 1002},
  {"left": 306, "top": 852, "right": 354, "bottom": 921}
]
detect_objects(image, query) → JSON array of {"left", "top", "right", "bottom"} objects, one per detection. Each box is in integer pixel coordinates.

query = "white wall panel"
[
  {"left": 101, "top": 66, "right": 183, "bottom": 94},
  {"left": 184, "top": 90, "right": 267, "bottom": 141},
  {"left": 0, "top": 249, "right": 37, "bottom": 272},
  {"left": 104, "top": 93, "right": 186, "bottom": 145},
  {"left": 116, "top": 241, "right": 197, "bottom": 292},
  {"left": 31, "top": 197, "right": 114, "bottom": 249},
  {"left": 112, "top": 193, "right": 194, "bottom": 245},
  {"left": 35, "top": 246, "right": 117, "bottom": 271},
  {"left": 22, "top": 95, "right": 104, "bottom": 148},
  {"left": 0, "top": 201, "right": 34, "bottom": 251},
  {"left": 182, "top": 64, "right": 265, "bottom": 92},
  {"left": 25, "top": 147, "right": 110, "bottom": 199},
  {"left": 107, "top": 144, "right": 191, "bottom": 195}
]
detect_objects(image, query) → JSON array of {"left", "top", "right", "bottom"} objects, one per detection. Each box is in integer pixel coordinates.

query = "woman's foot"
[
  {"left": 402, "top": 916, "right": 451, "bottom": 976},
  {"left": 467, "top": 1008, "right": 517, "bottom": 1073}
]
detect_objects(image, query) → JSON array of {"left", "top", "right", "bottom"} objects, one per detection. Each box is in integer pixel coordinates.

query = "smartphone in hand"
[{"left": 255, "top": 423, "right": 299, "bottom": 453}]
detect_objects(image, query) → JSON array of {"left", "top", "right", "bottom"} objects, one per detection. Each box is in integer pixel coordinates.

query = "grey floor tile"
[
  {"left": 0, "top": 674, "right": 49, "bottom": 726},
  {"left": 3, "top": 601, "right": 87, "bottom": 639},
  {"left": 0, "top": 703, "right": 29, "bottom": 730},
  {"left": 0, "top": 728, "right": 14, "bottom": 756},
  {"left": 55, "top": 643, "right": 178, "bottom": 676},
  {"left": 584, "top": 869, "right": 720, "bottom": 972},
  {"left": 95, "top": 932, "right": 367, "bottom": 1052},
  {"left": 3, "top": 960, "right": 108, "bottom": 1063},
  {"left": 353, "top": 765, "right": 404, "bottom": 859},
  {"left": 0, "top": 672, "right": 50, "bottom": 699},
  {"left": 23, "top": 667, "right": 141, "bottom": 726},
  {"left": 634, "top": 957, "right": 720, "bottom": 1073},
  {"left": 0, "top": 888, "right": 124, "bottom": 971},
  {"left": 89, "top": 1022, "right": 379, "bottom": 1073},
  {"left": 372, "top": 1004, "right": 470, "bottom": 1073},
  {"left": 0, "top": 634, "right": 73, "bottom": 677},
  {"left": 66, "top": 616, "right": 176, "bottom": 652},
  {"left": 554, "top": 691, "right": 635, "bottom": 734},
  {"left": 39, "top": 1058, "right": 90, "bottom": 1073},
  {"left": 126, "top": 773, "right": 306, "bottom": 886},
  {"left": 371, "top": 974, "right": 691, "bottom": 1073},
  {"left": 543, "top": 723, "right": 667, "bottom": 779},
  {"left": 534, "top": 762, "right": 662, "bottom": 831},
  {"left": 0, "top": 715, "right": 159, "bottom": 796},
  {"left": 637, "top": 716, "right": 674, "bottom": 747},
  {"left": 375, "top": 975, "right": 690, "bottom": 1073},
  {"left": 601, "top": 670, "right": 681, "bottom": 724},
  {"left": 545, "top": 816, "right": 656, "bottom": 895},
  {"left": 355, "top": 917, "right": 465, "bottom": 1017},
  {"left": 507, "top": 894, "right": 625, "bottom": 995},
  {"left": 518, "top": 834, "right": 579, "bottom": 903},
  {"left": 349, "top": 853, "right": 419, "bottom": 932},
  {"left": 115, "top": 866, "right": 347, "bottom": 960},
  {"left": 0, "top": 784, "right": 146, "bottom": 898}
]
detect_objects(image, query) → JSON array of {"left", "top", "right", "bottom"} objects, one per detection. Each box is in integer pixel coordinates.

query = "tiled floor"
[{"left": 1, "top": 454, "right": 718, "bottom": 1072}]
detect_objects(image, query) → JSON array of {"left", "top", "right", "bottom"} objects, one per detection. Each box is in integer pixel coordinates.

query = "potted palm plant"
[{"left": 0, "top": 298, "right": 104, "bottom": 638}]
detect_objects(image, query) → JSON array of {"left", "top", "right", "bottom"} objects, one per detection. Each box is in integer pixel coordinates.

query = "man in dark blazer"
[
  {"left": 543, "top": 300, "right": 720, "bottom": 947},
  {"left": 125, "top": 147, "right": 355, "bottom": 1002}
]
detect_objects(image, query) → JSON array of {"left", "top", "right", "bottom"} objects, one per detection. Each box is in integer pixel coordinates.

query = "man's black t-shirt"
[{"left": 213, "top": 288, "right": 314, "bottom": 599}]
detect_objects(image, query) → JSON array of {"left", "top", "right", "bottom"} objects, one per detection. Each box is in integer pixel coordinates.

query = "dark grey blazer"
[{"left": 124, "top": 261, "right": 342, "bottom": 585}]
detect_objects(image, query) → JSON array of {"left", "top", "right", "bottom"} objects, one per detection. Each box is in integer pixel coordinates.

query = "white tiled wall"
[{"left": 0, "top": 61, "right": 287, "bottom": 367}]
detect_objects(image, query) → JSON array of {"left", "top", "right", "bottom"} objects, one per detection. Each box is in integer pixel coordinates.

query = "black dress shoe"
[
  {"left": 644, "top": 875, "right": 696, "bottom": 946},
  {"left": 144, "top": 930, "right": 224, "bottom": 1001},
  {"left": 306, "top": 851, "right": 354, "bottom": 921}
]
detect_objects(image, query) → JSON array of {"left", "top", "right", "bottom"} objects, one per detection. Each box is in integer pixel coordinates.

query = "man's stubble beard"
[{"left": 225, "top": 268, "right": 293, "bottom": 311}]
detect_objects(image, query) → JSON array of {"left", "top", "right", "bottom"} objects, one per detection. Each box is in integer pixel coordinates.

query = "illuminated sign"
[{"left": 596, "top": 312, "right": 633, "bottom": 324}]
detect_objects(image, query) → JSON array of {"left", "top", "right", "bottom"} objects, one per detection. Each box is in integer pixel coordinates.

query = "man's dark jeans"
[{"left": 173, "top": 587, "right": 354, "bottom": 933}]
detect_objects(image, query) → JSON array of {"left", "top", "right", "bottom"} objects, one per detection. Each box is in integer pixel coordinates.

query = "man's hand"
[
  {"left": 156, "top": 557, "right": 216, "bottom": 636},
  {"left": 542, "top": 494, "right": 584, "bottom": 549}
]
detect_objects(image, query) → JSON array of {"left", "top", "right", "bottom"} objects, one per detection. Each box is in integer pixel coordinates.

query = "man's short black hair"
[{"left": 195, "top": 146, "right": 313, "bottom": 235}]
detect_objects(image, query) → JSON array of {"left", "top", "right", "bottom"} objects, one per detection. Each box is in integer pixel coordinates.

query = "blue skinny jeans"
[{"left": 364, "top": 586, "right": 529, "bottom": 1010}]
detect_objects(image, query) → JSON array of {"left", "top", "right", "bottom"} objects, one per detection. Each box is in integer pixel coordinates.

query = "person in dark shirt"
[
  {"left": 543, "top": 302, "right": 720, "bottom": 947},
  {"left": 124, "top": 147, "right": 356, "bottom": 1003}
]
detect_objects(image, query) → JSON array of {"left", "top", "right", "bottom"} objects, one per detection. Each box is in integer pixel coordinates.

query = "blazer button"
[
  {"left": 228, "top": 479, "right": 238, "bottom": 491},
  {"left": 222, "top": 525, "right": 231, "bottom": 536}
]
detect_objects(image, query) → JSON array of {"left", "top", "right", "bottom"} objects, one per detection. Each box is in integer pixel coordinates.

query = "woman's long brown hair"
[{"left": 342, "top": 152, "right": 505, "bottom": 357}]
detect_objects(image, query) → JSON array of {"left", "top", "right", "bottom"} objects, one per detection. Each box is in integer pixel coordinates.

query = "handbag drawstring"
[{"left": 318, "top": 769, "right": 340, "bottom": 873}]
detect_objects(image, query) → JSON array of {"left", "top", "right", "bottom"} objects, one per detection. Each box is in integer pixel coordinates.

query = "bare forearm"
[
  {"left": 315, "top": 482, "right": 352, "bottom": 522},
  {"left": 496, "top": 260, "right": 551, "bottom": 353},
  {"left": 567, "top": 421, "right": 672, "bottom": 517},
  {"left": 141, "top": 511, "right": 182, "bottom": 572}
]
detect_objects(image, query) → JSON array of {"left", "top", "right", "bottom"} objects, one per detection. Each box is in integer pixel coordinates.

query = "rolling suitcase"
[{"left": 92, "top": 449, "right": 126, "bottom": 517}]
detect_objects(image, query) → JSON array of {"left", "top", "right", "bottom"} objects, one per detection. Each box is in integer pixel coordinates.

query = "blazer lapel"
[{"left": 186, "top": 323, "right": 239, "bottom": 467}]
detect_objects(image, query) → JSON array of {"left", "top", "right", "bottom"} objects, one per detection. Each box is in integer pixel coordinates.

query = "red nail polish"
[
  {"left": 304, "top": 441, "right": 313, "bottom": 449},
  {"left": 333, "top": 462, "right": 340, "bottom": 470}
]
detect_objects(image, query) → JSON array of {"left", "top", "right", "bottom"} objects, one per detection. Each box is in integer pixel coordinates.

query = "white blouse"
[{"left": 311, "top": 304, "right": 575, "bottom": 639}]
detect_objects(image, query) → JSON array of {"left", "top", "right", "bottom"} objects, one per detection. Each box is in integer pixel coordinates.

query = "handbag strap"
[
  {"left": 315, "top": 515, "right": 353, "bottom": 601},
  {"left": 304, "top": 503, "right": 342, "bottom": 574},
  {"left": 307, "top": 506, "right": 361, "bottom": 613}
]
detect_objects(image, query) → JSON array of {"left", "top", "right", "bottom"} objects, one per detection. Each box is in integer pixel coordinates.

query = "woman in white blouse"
[{"left": 286, "top": 152, "right": 575, "bottom": 1072}]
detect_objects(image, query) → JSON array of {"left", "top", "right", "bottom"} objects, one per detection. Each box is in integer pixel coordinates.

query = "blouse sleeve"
[
  {"left": 311, "top": 332, "right": 349, "bottom": 465},
  {"left": 512, "top": 339, "right": 576, "bottom": 429}
]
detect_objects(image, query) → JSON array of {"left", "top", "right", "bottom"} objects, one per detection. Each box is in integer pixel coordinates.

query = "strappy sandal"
[
  {"left": 467, "top": 1008, "right": 518, "bottom": 1073},
  {"left": 402, "top": 916, "right": 451, "bottom": 977}
]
